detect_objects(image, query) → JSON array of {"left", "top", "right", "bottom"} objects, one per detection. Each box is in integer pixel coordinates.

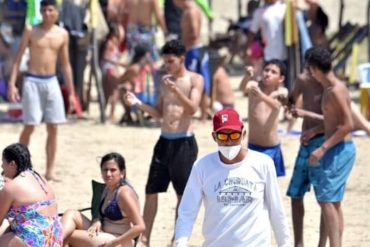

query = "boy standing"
[
  {"left": 7, "top": 0, "right": 75, "bottom": 181},
  {"left": 240, "top": 60, "right": 288, "bottom": 176},
  {"left": 305, "top": 46, "right": 355, "bottom": 247}
]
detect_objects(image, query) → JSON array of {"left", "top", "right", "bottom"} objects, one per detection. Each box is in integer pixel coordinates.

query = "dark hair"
[
  {"left": 305, "top": 46, "right": 332, "bottom": 73},
  {"left": 2, "top": 143, "right": 33, "bottom": 177},
  {"left": 264, "top": 59, "right": 286, "bottom": 76},
  {"left": 247, "top": 0, "right": 259, "bottom": 15},
  {"left": 100, "top": 152, "right": 126, "bottom": 172},
  {"left": 161, "top": 39, "right": 186, "bottom": 57},
  {"left": 132, "top": 44, "right": 149, "bottom": 64},
  {"left": 315, "top": 6, "right": 329, "bottom": 33},
  {"left": 41, "top": 0, "right": 57, "bottom": 7}
]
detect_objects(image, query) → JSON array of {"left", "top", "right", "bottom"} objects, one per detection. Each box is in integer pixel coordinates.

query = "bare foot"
[{"left": 45, "top": 174, "right": 62, "bottom": 182}]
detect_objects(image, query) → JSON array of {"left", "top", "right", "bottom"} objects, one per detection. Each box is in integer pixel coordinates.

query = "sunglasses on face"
[{"left": 216, "top": 132, "right": 242, "bottom": 141}]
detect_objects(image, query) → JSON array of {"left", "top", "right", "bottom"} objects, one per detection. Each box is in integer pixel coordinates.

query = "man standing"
[
  {"left": 305, "top": 46, "right": 356, "bottom": 247},
  {"left": 7, "top": 0, "right": 76, "bottom": 181},
  {"left": 175, "top": 108, "right": 290, "bottom": 246},
  {"left": 125, "top": 39, "right": 204, "bottom": 247},
  {"left": 174, "top": 0, "right": 211, "bottom": 121},
  {"left": 285, "top": 67, "right": 327, "bottom": 247}
]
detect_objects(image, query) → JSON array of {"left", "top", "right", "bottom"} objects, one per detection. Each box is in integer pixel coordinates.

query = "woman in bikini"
[
  {"left": 0, "top": 143, "right": 63, "bottom": 247},
  {"left": 61, "top": 152, "right": 145, "bottom": 247}
]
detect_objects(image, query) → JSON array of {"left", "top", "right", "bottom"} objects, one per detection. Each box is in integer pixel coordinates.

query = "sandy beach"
[
  {"left": 1, "top": 0, "right": 370, "bottom": 246},
  {"left": 1, "top": 72, "right": 369, "bottom": 246}
]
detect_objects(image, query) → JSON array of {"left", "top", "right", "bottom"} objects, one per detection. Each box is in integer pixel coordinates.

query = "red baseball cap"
[{"left": 213, "top": 109, "right": 244, "bottom": 132}]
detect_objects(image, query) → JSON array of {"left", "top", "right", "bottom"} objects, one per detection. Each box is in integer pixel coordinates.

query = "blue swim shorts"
[
  {"left": 312, "top": 141, "right": 356, "bottom": 202},
  {"left": 185, "top": 46, "right": 211, "bottom": 95},
  {"left": 286, "top": 134, "right": 325, "bottom": 198},
  {"left": 248, "top": 143, "right": 285, "bottom": 177}
]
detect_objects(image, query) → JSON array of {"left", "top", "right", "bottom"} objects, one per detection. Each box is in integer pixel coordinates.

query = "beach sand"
[
  {"left": 1, "top": 73, "right": 369, "bottom": 246},
  {"left": 1, "top": 0, "right": 370, "bottom": 246}
]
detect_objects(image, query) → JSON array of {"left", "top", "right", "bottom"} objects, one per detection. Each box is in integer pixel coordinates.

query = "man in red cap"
[{"left": 174, "top": 108, "right": 290, "bottom": 247}]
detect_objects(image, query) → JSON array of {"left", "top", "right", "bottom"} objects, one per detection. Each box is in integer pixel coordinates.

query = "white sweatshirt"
[{"left": 175, "top": 150, "right": 290, "bottom": 247}]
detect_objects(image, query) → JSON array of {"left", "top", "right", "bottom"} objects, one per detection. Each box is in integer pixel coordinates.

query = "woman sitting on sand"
[
  {"left": 61, "top": 152, "right": 145, "bottom": 247},
  {"left": 0, "top": 143, "right": 63, "bottom": 246}
]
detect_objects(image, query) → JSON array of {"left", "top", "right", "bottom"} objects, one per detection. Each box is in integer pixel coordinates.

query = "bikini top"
[{"left": 99, "top": 186, "right": 126, "bottom": 221}]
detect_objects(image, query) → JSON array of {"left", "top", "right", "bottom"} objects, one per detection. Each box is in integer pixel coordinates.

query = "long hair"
[{"left": 2, "top": 143, "right": 33, "bottom": 177}]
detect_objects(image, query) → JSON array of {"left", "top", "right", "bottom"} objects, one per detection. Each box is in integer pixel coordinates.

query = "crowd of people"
[{"left": 0, "top": 0, "right": 368, "bottom": 246}]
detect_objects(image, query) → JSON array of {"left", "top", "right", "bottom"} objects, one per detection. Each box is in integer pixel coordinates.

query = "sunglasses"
[{"left": 216, "top": 132, "right": 242, "bottom": 141}]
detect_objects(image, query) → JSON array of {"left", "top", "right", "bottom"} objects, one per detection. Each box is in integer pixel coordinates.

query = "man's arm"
[
  {"left": 7, "top": 26, "right": 32, "bottom": 102},
  {"left": 250, "top": 85, "right": 287, "bottom": 110},
  {"left": 264, "top": 160, "right": 290, "bottom": 247},
  {"left": 152, "top": 0, "right": 167, "bottom": 34},
  {"left": 175, "top": 163, "right": 203, "bottom": 247},
  {"left": 59, "top": 29, "right": 76, "bottom": 112},
  {"left": 186, "top": 9, "right": 200, "bottom": 44},
  {"left": 239, "top": 66, "right": 254, "bottom": 95},
  {"left": 0, "top": 185, "right": 13, "bottom": 226},
  {"left": 164, "top": 73, "right": 204, "bottom": 115},
  {"left": 125, "top": 91, "right": 163, "bottom": 119}
]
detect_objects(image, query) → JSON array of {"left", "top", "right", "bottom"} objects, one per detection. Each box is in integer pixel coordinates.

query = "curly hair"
[
  {"left": 2, "top": 143, "right": 33, "bottom": 177},
  {"left": 305, "top": 46, "right": 332, "bottom": 73},
  {"left": 161, "top": 39, "right": 186, "bottom": 57}
]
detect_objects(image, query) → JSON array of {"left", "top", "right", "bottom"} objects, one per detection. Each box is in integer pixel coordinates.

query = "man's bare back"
[
  {"left": 26, "top": 25, "right": 68, "bottom": 75},
  {"left": 179, "top": 1, "right": 202, "bottom": 49},
  {"left": 159, "top": 72, "right": 203, "bottom": 133},
  {"left": 127, "top": 0, "right": 164, "bottom": 28}
]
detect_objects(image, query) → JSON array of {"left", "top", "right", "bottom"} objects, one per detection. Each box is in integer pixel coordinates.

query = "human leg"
[
  {"left": 318, "top": 212, "right": 328, "bottom": 247},
  {"left": 45, "top": 123, "right": 58, "bottom": 180},
  {"left": 0, "top": 232, "right": 25, "bottom": 247},
  {"left": 319, "top": 202, "right": 341, "bottom": 247},
  {"left": 291, "top": 198, "right": 304, "bottom": 247},
  {"left": 19, "top": 125, "right": 35, "bottom": 145},
  {"left": 139, "top": 193, "right": 158, "bottom": 247},
  {"left": 61, "top": 209, "right": 92, "bottom": 240}
]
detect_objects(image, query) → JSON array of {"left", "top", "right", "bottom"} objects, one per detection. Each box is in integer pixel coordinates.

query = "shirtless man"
[
  {"left": 125, "top": 39, "right": 204, "bottom": 247},
  {"left": 212, "top": 64, "right": 235, "bottom": 111},
  {"left": 240, "top": 60, "right": 288, "bottom": 177},
  {"left": 7, "top": 0, "right": 75, "bottom": 181},
  {"left": 174, "top": 0, "right": 211, "bottom": 121},
  {"left": 285, "top": 67, "right": 327, "bottom": 247},
  {"left": 125, "top": 0, "right": 166, "bottom": 60},
  {"left": 303, "top": 47, "right": 356, "bottom": 247}
]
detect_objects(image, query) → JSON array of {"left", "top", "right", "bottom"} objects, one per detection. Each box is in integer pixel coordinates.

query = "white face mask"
[{"left": 218, "top": 145, "right": 242, "bottom": 160}]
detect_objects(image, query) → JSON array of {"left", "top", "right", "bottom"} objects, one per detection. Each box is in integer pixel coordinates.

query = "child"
[{"left": 240, "top": 59, "right": 288, "bottom": 176}]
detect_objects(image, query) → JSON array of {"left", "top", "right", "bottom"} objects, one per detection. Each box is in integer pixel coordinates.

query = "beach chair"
[{"left": 358, "top": 63, "right": 370, "bottom": 119}]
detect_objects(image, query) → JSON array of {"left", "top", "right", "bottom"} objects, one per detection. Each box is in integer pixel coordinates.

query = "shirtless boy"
[
  {"left": 125, "top": 0, "right": 167, "bottom": 60},
  {"left": 240, "top": 59, "right": 288, "bottom": 177},
  {"left": 7, "top": 0, "right": 75, "bottom": 181},
  {"left": 302, "top": 47, "right": 356, "bottom": 247},
  {"left": 175, "top": 0, "right": 211, "bottom": 121},
  {"left": 125, "top": 39, "right": 204, "bottom": 247}
]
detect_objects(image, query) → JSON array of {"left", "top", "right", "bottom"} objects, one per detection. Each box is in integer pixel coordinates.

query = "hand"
[
  {"left": 300, "top": 129, "right": 316, "bottom": 145},
  {"left": 87, "top": 220, "right": 101, "bottom": 238},
  {"left": 68, "top": 94, "right": 76, "bottom": 115},
  {"left": 124, "top": 91, "right": 142, "bottom": 107},
  {"left": 308, "top": 147, "right": 325, "bottom": 166},
  {"left": 249, "top": 84, "right": 261, "bottom": 97},
  {"left": 244, "top": 66, "right": 254, "bottom": 78},
  {"left": 290, "top": 108, "right": 306, "bottom": 118},
  {"left": 8, "top": 85, "right": 20, "bottom": 103},
  {"left": 163, "top": 75, "right": 177, "bottom": 93}
]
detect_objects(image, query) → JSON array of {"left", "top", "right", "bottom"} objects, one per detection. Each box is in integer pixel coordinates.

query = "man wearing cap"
[{"left": 174, "top": 108, "right": 290, "bottom": 247}]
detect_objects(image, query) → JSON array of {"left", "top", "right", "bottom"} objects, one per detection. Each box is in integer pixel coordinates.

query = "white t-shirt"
[
  {"left": 175, "top": 150, "right": 290, "bottom": 247},
  {"left": 250, "top": 1, "right": 287, "bottom": 61}
]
